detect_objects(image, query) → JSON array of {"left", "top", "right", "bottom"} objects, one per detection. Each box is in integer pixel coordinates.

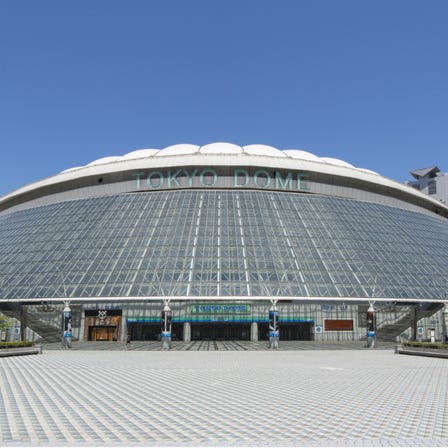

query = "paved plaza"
[
  {"left": 42, "top": 340, "right": 398, "bottom": 351},
  {"left": 0, "top": 346, "right": 447, "bottom": 447}
]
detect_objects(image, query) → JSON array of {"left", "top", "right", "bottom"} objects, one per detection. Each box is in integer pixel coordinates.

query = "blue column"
[
  {"left": 268, "top": 301, "right": 279, "bottom": 349},
  {"left": 161, "top": 302, "right": 172, "bottom": 350},
  {"left": 62, "top": 301, "right": 73, "bottom": 349},
  {"left": 366, "top": 303, "right": 376, "bottom": 348}
]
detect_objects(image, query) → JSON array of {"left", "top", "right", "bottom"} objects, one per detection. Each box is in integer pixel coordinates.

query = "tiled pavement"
[
  {"left": 43, "top": 340, "right": 399, "bottom": 351},
  {"left": 0, "top": 347, "right": 447, "bottom": 447}
]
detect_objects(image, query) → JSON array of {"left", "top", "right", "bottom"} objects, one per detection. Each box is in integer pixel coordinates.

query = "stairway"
[
  {"left": 376, "top": 303, "right": 444, "bottom": 342},
  {"left": 376, "top": 314, "right": 414, "bottom": 342},
  {"left": 1, "top": 304, "right": 63, "bottom": 343}
]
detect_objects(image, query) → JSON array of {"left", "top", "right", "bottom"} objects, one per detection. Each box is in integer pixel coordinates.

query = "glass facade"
[{"left": 0, "top": 189, "right": 447, "bottom": 302}]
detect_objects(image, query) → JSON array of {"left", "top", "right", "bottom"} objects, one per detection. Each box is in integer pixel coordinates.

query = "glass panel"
[{"left": 0, "top": 190, "right": 446, "bottom": 300}]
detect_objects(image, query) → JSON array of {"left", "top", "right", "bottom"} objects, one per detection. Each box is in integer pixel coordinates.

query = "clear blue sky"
[{"left": 1, "top": 0, "right": 447, "bottom": 196}]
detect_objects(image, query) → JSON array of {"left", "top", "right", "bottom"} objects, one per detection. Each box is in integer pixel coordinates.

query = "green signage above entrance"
[{"left": 191, "top": 303, "right": 251, "bottom": 315}]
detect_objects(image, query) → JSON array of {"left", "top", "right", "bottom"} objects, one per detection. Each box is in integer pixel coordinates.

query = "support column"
[
  {"left": 161, "top": 301, "right": 172, "bottom": 350},
  {"left": 183, "top": 322, "right": 191, "bottom": 342},
  {"left": 366, "top": 302, "right": 376, "bottom": 348},
  {"left": 250, "top": 322, "right": 258, "bottom": 341},
  {"left": 78, "top": 309, "right": 86, "bottom": 342},
  {"left": 268, "top": 300, "right": 279, "bottom": 349},
  {"left": 410, "top": 304, "right": 418, "bottom": 341},
  {"left": 62, "top": 301, "right": 73, "bottom": 349},
  {"left": 20, "top": 304, "right": 27, "bottom": 342},
  {"left": 121, "top": 312, "right": 128, "bottom": 343}
]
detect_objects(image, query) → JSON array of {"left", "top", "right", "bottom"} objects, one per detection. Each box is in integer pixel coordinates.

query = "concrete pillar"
[
  {"left": 250, "top": 322, "right": 258, "bottom": 341},
  {"left": 120, "top": 312, "right": 128, "bottom": 343},
  {"left": 183, "top": 322, "right": 191, "bottom": 342},
  {"left": 79, "top": 309, "right": 86, "bottom": 342}
]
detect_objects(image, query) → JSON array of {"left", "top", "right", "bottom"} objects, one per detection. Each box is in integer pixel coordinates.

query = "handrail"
[{"left": 376, "top": 307, "right": 411, "bottom": 329}]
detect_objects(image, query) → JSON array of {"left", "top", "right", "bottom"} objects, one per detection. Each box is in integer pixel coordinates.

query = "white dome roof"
[
  {"left": 358, "top": 168, "right": 380, "bottom": 175},
  {"left": 244, "top": 144, "right": 286, "bottom": 157},
  {"left": 199, "top": 142, "right": 242, "bottom": 154},
  {"left": 155, "top": 144, "right": 199, "bottom": 157},
  {"left": 320, "top": 157, "right": 355, "bottom": 168},
  {"left": 86, "top": 156, "right": 123, "bottom": 167},
  {"left": 2, "top": 142, "right": 447, "bottom": 219},
  {"left": 62, "top": 143, "right": 374, "bottom": 175},
  {"left": 122, "top": 149, "right": 159, "bottom": 160},
  {"left": 283, "top": 149, "right": 321, "bottom": 161},
  {"left": 59, "top": 166, "right": 84, "bottom": 174}
]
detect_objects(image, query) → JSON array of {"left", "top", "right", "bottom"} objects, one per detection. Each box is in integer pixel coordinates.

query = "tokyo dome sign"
[{"left": 132, "top": 167, "right": 310, "bottom": 192}]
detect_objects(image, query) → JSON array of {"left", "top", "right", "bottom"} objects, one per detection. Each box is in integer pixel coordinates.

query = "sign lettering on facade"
[{"left": 132, "top": 168, "right": 310, "bottom": 192}]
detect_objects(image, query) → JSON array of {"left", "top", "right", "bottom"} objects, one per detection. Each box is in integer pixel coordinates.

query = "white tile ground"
[{"left": 0, "top": 350, "right": 447, "bottom": 447}]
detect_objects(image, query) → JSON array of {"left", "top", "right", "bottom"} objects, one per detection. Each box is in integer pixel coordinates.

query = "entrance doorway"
[
  {"left": 127, "top": 323, "right": 184, "bottom": 341},
  {"left": 191, "top": 323, "right": 250, "bottom": 340},
  {"left": 258, "top": 322, "right": 313, "bottom": 340},
  {"left": 84, "top": 309, "right": 122, "bottom": 342},
  {"left": 281, "top": 322, "right": 313, "bottom": 340},
  {"left": 89, "top": 326, "right": 117, "bottom": 341}
]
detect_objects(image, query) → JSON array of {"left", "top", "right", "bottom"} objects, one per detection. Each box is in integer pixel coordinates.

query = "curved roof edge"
[{"left": 1, "top": 143, "right": 448, "bottom": 217}]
